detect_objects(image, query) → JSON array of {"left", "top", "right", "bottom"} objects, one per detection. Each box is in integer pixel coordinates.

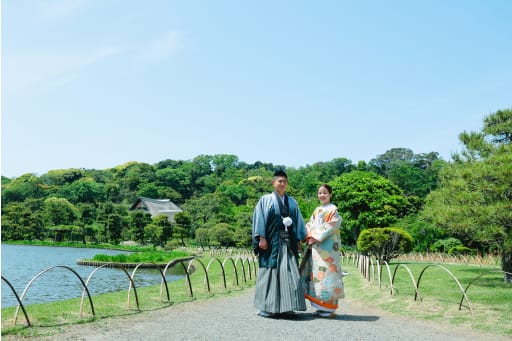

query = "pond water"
[{"left": 1, "top": 244, "right": 183, "bottom": 308}]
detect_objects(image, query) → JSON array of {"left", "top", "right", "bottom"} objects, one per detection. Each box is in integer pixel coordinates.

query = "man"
[{"left": 252, "top": 170, "right": 307, "bottom": 317}]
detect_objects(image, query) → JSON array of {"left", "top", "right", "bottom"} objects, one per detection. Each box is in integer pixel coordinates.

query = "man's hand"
[{"left": 258, "top": 236, "right": 268, "bottom": 250}]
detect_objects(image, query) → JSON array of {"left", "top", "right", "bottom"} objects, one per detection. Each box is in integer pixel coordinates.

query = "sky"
[{"left": 1, "top": 0, "right": 511, "bottom": 178}]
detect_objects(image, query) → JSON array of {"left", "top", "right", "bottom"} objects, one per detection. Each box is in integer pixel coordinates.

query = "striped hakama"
[{"left": 254, "top": 231, "right": 307, "bottom": 313}]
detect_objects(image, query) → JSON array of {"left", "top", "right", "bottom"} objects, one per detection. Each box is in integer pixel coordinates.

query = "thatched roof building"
[{"left": 129, "top": 197, "right": 182, "bottom": 223}]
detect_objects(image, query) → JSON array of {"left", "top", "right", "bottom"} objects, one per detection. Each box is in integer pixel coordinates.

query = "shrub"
[
  {"left": 164, "top": 240, "right": 179, "bottom": 251},
  {"left": 430, "top": 237, "right": 462, "bottom": 253},
  {"left": 357, "top": 227, "right": 413, "bottom": 263},
  {"left": 448, "top": 245, "right": 476, "bottom": 255}
]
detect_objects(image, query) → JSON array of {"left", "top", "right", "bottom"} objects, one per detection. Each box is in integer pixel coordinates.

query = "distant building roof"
[{"left": 129, "top": 197, "right": 182, "bottom": 223}]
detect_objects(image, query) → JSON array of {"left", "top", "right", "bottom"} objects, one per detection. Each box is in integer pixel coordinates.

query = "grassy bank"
[
  {"left": 85, "top": 250, "right": 193, "bottom": 264},
  {"left": 341, "top": 260, "right": 512, "bottom": 337}
]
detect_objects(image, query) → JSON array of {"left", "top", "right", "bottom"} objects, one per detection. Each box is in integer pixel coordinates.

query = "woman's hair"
[{"left": 319, "top": 183, "right": 332, "bottom": 194}]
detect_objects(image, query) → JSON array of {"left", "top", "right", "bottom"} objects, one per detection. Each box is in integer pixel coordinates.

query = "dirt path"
[{"left": 3, "top": 288, "right": 507, "bottom": 341}]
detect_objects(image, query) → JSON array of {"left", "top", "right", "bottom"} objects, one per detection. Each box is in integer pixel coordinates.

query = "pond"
[{"left": 1, "top": 244, "right": 183, "bottom": 308}]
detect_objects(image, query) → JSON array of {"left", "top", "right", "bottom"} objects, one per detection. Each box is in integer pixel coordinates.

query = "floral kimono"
[{"left": 302, "top": 203, "right": 345, "bottom": 312}]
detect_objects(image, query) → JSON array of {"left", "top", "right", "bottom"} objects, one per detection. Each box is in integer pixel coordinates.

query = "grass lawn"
[{"left": 341, "top": 259, "right": 512, "bottom": 337}]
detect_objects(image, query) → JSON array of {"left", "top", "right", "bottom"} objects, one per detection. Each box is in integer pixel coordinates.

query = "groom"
[{"left": 252, "top": 170, "right": 307, "bottom": 317}]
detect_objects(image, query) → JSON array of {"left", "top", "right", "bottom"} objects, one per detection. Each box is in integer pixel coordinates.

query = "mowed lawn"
[{"left": 341, "top": 259, "right": 512, "bottom": 336}]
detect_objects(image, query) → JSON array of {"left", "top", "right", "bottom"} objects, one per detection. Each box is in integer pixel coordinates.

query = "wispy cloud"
[
  {"left": 139, "top": 30, "right": 183, "bottom": 62},
  {"left": 37, "top": 0, "right": 91, "bottom": 22},
  {"left": 4, "top": 45, "right": 123, "bottom": 94}
]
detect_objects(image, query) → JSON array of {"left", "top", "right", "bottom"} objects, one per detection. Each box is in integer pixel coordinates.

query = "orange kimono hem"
[{"left": 304, "top": 294, "right": 338, "bottom": 310}]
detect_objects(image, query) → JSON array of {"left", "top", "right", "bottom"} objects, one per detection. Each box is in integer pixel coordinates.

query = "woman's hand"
[{"left": 307, "top": 237, "right": 319, "bottom": 245}]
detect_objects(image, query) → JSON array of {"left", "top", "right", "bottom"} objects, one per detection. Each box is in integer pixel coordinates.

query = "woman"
[{"left": 302, "top": 183, "right": 345, "bottom": 318}]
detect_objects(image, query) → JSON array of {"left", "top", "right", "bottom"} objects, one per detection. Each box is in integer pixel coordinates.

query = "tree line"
[{"left": 2, "top": 108, "right": 511, "bottom": 281}]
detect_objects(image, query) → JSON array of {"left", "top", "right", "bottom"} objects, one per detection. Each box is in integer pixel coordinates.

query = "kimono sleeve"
[
  {"left": 309, "top": 207, "right": 342, "bottom": 242},
  {"left": 252, "top": 196, "right": 269, "bottom": 239}
]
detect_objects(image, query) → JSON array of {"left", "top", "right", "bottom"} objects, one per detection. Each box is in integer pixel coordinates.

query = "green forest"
[{"left": 2, "top": 109, "right": 511, "bottom": 279}]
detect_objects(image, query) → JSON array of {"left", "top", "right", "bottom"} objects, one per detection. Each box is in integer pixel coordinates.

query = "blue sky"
[{"left": 2, "top": 0, "right": 511, "bottom": 178}]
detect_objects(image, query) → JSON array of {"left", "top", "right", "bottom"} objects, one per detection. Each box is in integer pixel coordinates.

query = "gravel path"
[{"left": 5, "top": 288, "right": 507, "bottom": 341}]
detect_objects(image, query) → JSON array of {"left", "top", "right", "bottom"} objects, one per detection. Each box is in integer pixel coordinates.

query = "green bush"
[
  {"left": 164, "top": 240, "right": 179, "bottom": 251},
  {"left": 448, "top": 245, "right": 476, "bottom": 255},
  {"left": 430, "top": 237, "right": 462, "bottom": 253},
  {"left": 356, "top": 227, "right": 413, "bottom": 263}
]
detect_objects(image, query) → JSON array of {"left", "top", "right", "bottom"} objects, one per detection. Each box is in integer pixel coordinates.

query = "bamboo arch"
[{"left": 13, "top": 265, "right": 95, "bottom": 325}]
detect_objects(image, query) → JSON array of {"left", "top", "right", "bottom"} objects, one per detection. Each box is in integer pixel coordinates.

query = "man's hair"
[{"left": 273, "top": 170, "right": 288, "bottom": 179}]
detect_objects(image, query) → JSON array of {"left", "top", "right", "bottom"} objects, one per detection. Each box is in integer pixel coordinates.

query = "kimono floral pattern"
[{"left": 303, "top": 203, "right": 345, "bottom": 309}]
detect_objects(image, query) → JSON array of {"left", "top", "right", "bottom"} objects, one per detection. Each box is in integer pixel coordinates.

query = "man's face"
[{"left": 272, "top": 176, "right": 288, "bottom": 194}]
